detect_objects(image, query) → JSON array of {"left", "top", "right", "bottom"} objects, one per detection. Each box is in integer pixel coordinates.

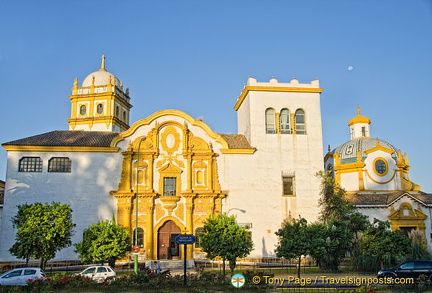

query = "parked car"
[
  {"left": 78, "top": 266, "right": 116, "bottom": 282},
  {"left": 377, "top": 260, "right": 432, "bottom": 280},
  {"left": 0, "top": 267, "right": 46, "bottom": 286}
]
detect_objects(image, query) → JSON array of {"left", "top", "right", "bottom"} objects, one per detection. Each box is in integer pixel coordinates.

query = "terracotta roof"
[
  {"left": 219, "top": 134, "right": 254, "bottom": 149},
  {"left": 2, "top": 131, "right": 119, "bottom": 147},
  {"left": 347, "top": 191, "right": 432, "bottom": 207}
]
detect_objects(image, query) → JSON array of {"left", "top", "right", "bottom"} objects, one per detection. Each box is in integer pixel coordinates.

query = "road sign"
[
  {"left": 175, "top": 234, "right": 196, "bottom": 245},
  {"left": 132, "top": 245, "right": 140, "bottom": 253}
]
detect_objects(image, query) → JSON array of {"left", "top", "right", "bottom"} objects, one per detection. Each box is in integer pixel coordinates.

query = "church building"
[
  {"left": 1, "top": 57, "right": 325, "bottom": 261},
  {"left": 325, "top": 107, "right": 432, "bottom": 243}
]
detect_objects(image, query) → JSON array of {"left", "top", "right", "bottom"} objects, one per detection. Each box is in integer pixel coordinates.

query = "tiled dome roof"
[{"left": 333, "top": 137, "right": 398, "bottom": 165}]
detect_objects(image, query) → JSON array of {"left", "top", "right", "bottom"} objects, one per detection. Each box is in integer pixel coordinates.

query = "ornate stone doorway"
[{"left": 157, "top": 220, "right": 181, "bottom": 259}]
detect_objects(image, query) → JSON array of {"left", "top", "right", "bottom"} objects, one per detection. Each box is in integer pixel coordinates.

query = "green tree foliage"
[
  {"left": 10, "top": 202, "right": 75, "bottom": 269},
  {"left": 198, "top": 213, "right": 253, "bottom": 276},
  {"left": 360, "top": 219, "right": 411, "bottom": 270},
  {"left": 317, "top": 171, "right": 355, "bottom": 223},
  {"left": 74, "top": 220, "right": 130, "bottom": 267},
  {"left": 275, "top": 217, "right": 310, "bottom": 278},
  {"left": 275, "top": 217, "right": 353, "bottom": 273},
  {"left": 347, "top": 211, "right": 370, "bottom": 234},
  {"left": 308, "top": 220, "right": 353, "bottom": 271}
]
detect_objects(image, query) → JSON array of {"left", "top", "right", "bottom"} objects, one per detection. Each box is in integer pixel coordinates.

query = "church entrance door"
[{"left": 157, "top": 220, "right": 181, "bottom": 259}]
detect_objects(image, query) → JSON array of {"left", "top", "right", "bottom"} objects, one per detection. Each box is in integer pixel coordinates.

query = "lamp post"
[{"left": 134, "top": 136, "right": 145, "bottom": 274}]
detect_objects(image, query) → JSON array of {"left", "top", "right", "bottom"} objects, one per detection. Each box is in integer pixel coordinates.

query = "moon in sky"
[{"left": 348, "top": 66, "right": 354, "bottom": 71}]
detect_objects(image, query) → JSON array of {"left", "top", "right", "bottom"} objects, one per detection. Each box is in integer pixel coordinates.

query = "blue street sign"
[{"left": 175, "top": 234, "right": 197, "bottom": 244}]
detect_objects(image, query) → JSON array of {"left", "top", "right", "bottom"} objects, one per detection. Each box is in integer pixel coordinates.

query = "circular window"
[
  {"left": 79, "top": 105, "right": 86, "bottom": 115},
  {"left": 374, "top": 159, "right": 388, "bottom": 176},
  {"left": 97, "top": 104, "right": 103, "bottom": 114}
]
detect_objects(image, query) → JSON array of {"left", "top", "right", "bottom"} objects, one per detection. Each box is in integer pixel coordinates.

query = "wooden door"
[{"left": 157, "top": 221, "right": 181, "bottom": 259}]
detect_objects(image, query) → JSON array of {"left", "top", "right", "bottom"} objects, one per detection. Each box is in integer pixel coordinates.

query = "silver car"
[
  {"left": 0, "top": 267, "right": 46, "bottom": 286},
  {"left": 78, "top": 266, "right": 116, "bottom": 282}
]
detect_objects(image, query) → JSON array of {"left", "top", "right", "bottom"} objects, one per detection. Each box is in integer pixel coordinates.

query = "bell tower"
[{"left": 67, "top": 55, "right": 132, "bottom": 132}]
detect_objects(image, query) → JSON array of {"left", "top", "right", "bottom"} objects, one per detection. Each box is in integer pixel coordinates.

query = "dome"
[
  {"left": 333, "top": 137, "right": 398, "bottom": 165},
  {"left": 81, "top": 55, "right": 121, "bottom": 87},
  {"left": 82, "top": 70, "right": 120, "bottom": 87}
]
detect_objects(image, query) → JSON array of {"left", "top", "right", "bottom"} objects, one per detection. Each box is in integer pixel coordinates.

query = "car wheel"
[{"left": 384, "top": 274, "right": 395, "bottom": 284}]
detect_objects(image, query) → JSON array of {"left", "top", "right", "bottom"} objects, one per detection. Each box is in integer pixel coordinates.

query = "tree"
[
  {"left": 308, "top": 220, "right": 353, "bottom": 271},
  {"left": 317, "top": 171, "right": 355, "bottom": 223},
  {"left": 275, "top": 217, "right": 311, "bottom": 278},
  {"left": 361, "top": 219, "right": 411, "bottom": 270},
  {"left": 347, "top": 211, "right": 370, "bottom": 234},
  {"left": 199, "top": 213, "right": 253, "bottom": 276},
  {"left": 74, "top": 219, "right": 130, "bottom": 267},
  {"left": 10, "top": 202, "right": 75, "bottom": 269}
]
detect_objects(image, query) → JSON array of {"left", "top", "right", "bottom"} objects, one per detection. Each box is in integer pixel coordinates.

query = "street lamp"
[{"left": 134, "top": 136, "right": 146, "bottom": 274}]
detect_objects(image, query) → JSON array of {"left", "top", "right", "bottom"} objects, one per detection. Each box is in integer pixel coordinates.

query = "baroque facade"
[{"left": 1, "top": 57, "right": 324, "bottom": 261}]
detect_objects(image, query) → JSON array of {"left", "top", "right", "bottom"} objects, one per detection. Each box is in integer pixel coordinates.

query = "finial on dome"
[
  {"left": 375, "top": 137, "right": 380, "bottom": 146},
  {"left": 100, "top": 55, "right": 107, "bottom": 72},
  {"left": 328, "top": 145, "right": 331, "bottom": 152},
  {"left": 356, "top": 105, "right": 361, "bottom": 116}
]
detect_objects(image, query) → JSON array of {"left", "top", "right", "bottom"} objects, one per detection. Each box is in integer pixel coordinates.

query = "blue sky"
[{"left": 1, "top": 1, "right": 431, "bottom": 191}]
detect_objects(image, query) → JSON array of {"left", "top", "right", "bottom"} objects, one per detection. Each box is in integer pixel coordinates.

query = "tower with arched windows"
[
  {"left": 232, "top": 76, "right": 324, "bottom": 222},
  {"left": 67, "top": 55, "right": 132, "bottom": 132}
]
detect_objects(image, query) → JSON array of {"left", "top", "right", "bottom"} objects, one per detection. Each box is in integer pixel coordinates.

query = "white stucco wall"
[
  {"left": 231, "top": 78, "right": 324, "bottom": 257},
  {"left": 0, "top": 151, "right": 123, "bottom": 261}
]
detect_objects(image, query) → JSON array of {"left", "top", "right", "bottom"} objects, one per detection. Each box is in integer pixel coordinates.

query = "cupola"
[{"left": 67, "top": 55, "right": 132, "bottom": 132}]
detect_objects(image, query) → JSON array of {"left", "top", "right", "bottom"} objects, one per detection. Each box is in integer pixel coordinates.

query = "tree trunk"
[
  {"left": 297, "top": 256, "right": 301, "bottom": 278},
  {"left": 222, "top": 258, "right": 226, "bottom": 277},
  {"left": 108, "top": 257, "right": 116, "bottom": 268},
  {"left": 229, "top": 258, "right": 236, "bottom": 273},
  {"left": 40, "top": 258, "right": 46, "bottom": 270}
]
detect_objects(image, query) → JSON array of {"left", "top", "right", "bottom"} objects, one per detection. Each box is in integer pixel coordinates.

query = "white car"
[
  {"left": 0, "top": 267, "right": 46, "bottom": 286},
  {"left": 78, "top": 266, "right": 116, "bottom": 282}
]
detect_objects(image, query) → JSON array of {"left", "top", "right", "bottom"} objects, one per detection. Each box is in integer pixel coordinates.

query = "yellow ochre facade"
[{"left": 111, "top": 111, "right": 228, "bottom": 260}]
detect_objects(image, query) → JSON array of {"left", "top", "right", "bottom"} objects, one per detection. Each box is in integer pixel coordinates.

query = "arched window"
[
  {"left": 97, "top": 103, "right": 104, "bottom": 114},
  {"left": 79, "top": 105, "right": 87, "bottom": 115},
  {"left": 280, "top": 108, "right": 291, "bottom": 134},
  {"left": 265, "top": 108, "right": 276, "bottom": 134},
  {"left": 115, "top": 106, "right": 120, "bottom": 117},
  {"left": 295, "top": 109, "right": 306, "bottom": 134},
  {"left": 195, "top": 227, "right": 204, "bottom": 248},
  {"left": 133, "top": 227, "right": 144, "bottom": 247}
]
